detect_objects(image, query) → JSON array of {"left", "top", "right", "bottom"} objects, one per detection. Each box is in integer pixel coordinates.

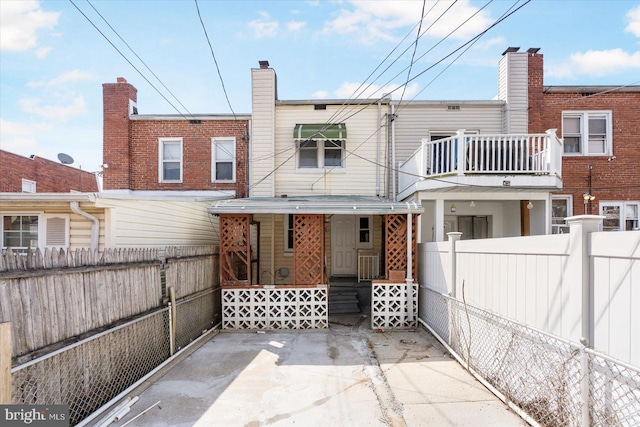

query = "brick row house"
[
  {"left": 2, "top": 48, "right": 637, "bottom": 328},
  {"left": 524, "top": 52, "right": 640, "bottom": 232},
  {"left": 0, "top": 78, "right": 251, "bottom": 253}
]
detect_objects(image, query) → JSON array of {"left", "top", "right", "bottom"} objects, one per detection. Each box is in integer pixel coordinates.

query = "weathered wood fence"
[
  {"left": 0, "top": 246, "right": 219, "bottom": 363},
  {"left": 1, "top": 245, "right": 220, "bottom": 425}
]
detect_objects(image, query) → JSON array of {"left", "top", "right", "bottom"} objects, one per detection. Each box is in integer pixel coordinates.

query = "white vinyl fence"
[{"left": 418, "top": 215, "right": 640, "bottom": 367}]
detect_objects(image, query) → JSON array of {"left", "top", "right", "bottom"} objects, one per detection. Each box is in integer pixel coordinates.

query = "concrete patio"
[{"left": 105, "top": 314, "right": 527, "bottom": 427}]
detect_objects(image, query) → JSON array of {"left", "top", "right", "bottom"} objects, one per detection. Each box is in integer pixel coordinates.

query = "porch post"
[
  {"left": 406, "top": 213, "right": 414, "bottom": 322},
  {"left": 434, "top": 199, "right": 445, "bottom": 242}
]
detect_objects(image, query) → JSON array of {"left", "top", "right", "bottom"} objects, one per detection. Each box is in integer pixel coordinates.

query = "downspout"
[
  {"left": 70, "top": 201, "right": 99, "bottom": 251},
  {"left": 391, "top": 104, "right": 396, "bottom": 201},
  {"left": 376, "top": 99, "right": 381, "bottom": 196}
]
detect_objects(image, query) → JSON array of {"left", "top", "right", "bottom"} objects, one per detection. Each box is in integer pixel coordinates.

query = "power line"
[
  {"left": 85, "top": 0, "right": 193, "bottom": 117},
  {"left": 194, "top": 0, "right": 237, "bottom": 119},
  {"left": 70, "top": 0, "right": 240, "bottom": 162},
  {"left": 400, "top": 0, "right": 431, "bottom": 105}
]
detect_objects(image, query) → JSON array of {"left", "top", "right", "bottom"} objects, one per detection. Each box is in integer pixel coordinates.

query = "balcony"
[{"left": 397, "top": 129, "right": 563, "bottom": 198}]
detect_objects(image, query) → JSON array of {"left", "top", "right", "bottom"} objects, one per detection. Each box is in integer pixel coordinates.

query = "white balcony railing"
[{"left": 398, "top": 129, "right": 562, "bottom": 195}]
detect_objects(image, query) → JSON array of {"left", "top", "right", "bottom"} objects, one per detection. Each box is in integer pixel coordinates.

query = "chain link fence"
[
  {"left": 421, "top": 287, "right": 640, "bottom": 427},
  {"left": 175, "top": 288, "right": 220, "bottom": 351},
  {"left": 11, "top": 290, "right": 219, "bottom": 426}
]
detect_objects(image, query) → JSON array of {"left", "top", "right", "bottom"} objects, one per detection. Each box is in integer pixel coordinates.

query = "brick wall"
[
  {"left": 0, "top": 150, "right": 99, "bottom": 193},
  {"left": 102, "top": 78, "right": 249, "bottom": 196},
  {"left": 103, "top": 77, "right": 137, "bottom": 190},
  {"left": 128, "top": 119, "right": 249, "bottom": 196},
  {"left": 527, "top": 55, "right": 640, "bottom": 216}
]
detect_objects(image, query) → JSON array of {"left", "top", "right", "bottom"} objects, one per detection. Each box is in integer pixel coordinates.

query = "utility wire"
[
  {"left": 399, "top": 0, "right": 428, "bottom": 105},
  {"left": 85, "top": 0, "right": 193, "bottom": 117},
  {"left": 195, "top": 0, "right": 237, "bottom": 119},
  {"left": 70, "top": 0, "right": 240, "bottom": 161}
]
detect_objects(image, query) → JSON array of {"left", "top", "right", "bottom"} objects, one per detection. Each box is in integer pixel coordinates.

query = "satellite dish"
[{"left": 58, "top": 153, "right": 74, "bottom": 165}]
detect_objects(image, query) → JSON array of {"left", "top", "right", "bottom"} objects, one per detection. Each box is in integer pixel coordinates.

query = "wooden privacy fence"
[{"left": 0, "top": 246, "right": 218, "bottom": 364}]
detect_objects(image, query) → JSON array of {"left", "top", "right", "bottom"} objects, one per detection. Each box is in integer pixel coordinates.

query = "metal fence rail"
[
  {"left": 421, "top": 287, "right": 640, "bottom": 427},
  {"left": 11, "top": 290, "right": 219, "bottom": 426}
]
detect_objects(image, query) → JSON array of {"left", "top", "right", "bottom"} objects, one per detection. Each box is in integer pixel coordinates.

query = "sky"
[{"left": 1, "top": 0, "right": 639, "bottom": 174}]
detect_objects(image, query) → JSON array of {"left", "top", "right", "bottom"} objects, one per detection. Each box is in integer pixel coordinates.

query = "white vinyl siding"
[
  {"left": 391, "top": 102, "right": 504, "bottom": 197},
  {"left": 562, "top": 111, "right": 612, "bottom": 156},
  {"left": 251, "top": 68, "right": 277, "bottom": 197},
  {"left": 159, "top": 138, "right": 183, "bottom": 182},
  {"left": 274, "top": 104, "right": 385, "bottom": 196},
  {"left": 95, "top": 198, "right": 218, "bottom": 247},
  {"left": 497, "top": 52, "right": 529, "bottom": 133},
  {"left": 212, "top": 137, "right": 236, "bottom": 182}
]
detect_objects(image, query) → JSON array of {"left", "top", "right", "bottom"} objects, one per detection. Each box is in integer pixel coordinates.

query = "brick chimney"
[
  {"left": 102, "top": 77, "right": 137, "bottom": 190},
  {"left": 527, "top": 50, "right": 544, "bottom": 134}
]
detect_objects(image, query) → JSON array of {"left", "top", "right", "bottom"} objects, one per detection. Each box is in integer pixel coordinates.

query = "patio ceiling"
[{"left": 208, "top": 195, "right": 423, "bottom": 215}]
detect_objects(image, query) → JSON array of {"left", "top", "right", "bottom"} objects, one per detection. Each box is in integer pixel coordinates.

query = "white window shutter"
[{"left": 45, "top": 216, "right": 69, "bottom": 248}]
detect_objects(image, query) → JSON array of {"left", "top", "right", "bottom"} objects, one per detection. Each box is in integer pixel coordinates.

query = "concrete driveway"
[{"left": 108, "top": 314, "right": 526, "bottom": 427}]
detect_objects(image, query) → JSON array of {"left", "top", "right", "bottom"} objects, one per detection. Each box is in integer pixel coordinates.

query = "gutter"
[{"left": 70, "top": 201, "right": 100, "bottom": 251}]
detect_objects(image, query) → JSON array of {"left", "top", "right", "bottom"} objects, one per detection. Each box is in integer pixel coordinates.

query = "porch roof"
[{"left": 208, "top": 196, "right": 423, "bottom": 215}]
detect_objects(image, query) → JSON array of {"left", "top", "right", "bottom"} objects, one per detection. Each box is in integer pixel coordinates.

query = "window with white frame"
[
  {"left": 212, "top": 137, "right": 236, "bottom": 182},
  {"left": 562, "top": 111, "right": 612, "bottom": 155},
  {"left": 357, "top": 216, "right": 373, "bottom": 249},
  {"left": 2, "top": 214, "right": 40, "bottom": 253},
  {"left": 284, "top": 214, "right": 294, "bottom": 254},
  {"left": 1, "top": 213, "right": 70, "bottom": 254},
  {"left": 159, "top": 138, "right": 183, "bottom": 182},
  {"left": 296, "top": 139, "right": 345, "bottom": 169},
  {"left": 22, "top": 179, "right": 36, "bottom": 193},
  {"left": 551, "top": 196, "right": 572, "bottom": 234},
  {"left": 600, "top": 201, "right": 640, "bottom": 231}
]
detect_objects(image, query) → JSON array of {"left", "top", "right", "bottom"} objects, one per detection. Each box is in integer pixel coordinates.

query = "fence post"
[
  {"left": 169, "top": 287, "right": 177, "bottom": 356},
  {"left": 1, "top": 322, "right": 11, "bottom": 404},
  {"left": 566, "top": 215, "right": 603, "bottom": 345},
  {"left": 447, "top": 232, "right": 462, "bottom": 298}
]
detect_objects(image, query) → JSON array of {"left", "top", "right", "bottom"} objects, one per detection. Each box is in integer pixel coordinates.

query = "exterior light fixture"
[
  {"left": 450, "top": 203, "right": 456, "bottom": 213},
  {"left": 527, "top": 201, "right": 533, "bottom": 210},
  {"left": 469, "top": 201, "right": 475, "bottom": 208},
  {"left": 583, "top": 193, "right": 595, "bottom": 214}
]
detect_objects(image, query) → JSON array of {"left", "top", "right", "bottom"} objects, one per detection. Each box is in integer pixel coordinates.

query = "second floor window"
[
  {"left": 159, "top": 138, "right": 182, "bottom": 182},
  {"left": 294, "top": 124, "right": 347, "bottom": 170},
  {"left": 562, "top": 111, "right": 612, "bottom": 156},
  {"left": 212, "top": 137, "right": 236, "bottom": 182}
]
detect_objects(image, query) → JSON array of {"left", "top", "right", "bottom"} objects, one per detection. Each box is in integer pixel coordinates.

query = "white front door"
[{"left": 331, "top": 215, "right": 356, "bottom": 276}]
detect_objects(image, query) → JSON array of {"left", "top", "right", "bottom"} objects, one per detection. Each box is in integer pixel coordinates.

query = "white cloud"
[
  {"left": 332, "top": 81, "right": 420, "bottom": 100},
  {"left": 322, "top": 0, "right": 493, "bottom": 44},
  {"left": 18, "top": 96, "right": 87, "bottom": 122},
  {"left": 249, "top": 12, "right": 279, "bottom": 38},
  {"left": 548, "top": 49, "right": 640, "bottom": 78},
  {"left": 312, "top": 90, "right": 329, "bottom": 98},
  {"left": 0, "top": 118, "right": 45, "bottom": 152},
  {"left": 625, "top": 4, "right": 640, "bottom": 37},
  {"left": 27, "top": 70, "right": 93, "bottom": 88},
  {"left": 0, "top": 0, "right": 59, "bottom": 53},
  {"left": 287, "top": 21, "right": 306, "bottom": 32}
]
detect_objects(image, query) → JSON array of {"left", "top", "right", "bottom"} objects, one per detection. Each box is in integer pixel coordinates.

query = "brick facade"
[
  {"left": 527, "top": 54, "right": 640, "bottom": 219},
  {"left": 0, "top": 149, "right": 99, "bottom": 193},
  {"left": 102, "top": 78, "right": 249, "bottom": 197}
]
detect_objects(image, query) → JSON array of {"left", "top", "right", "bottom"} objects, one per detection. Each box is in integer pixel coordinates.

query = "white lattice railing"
[
  {"left": 371, "top": 282, "right": 418, "bottom": 329},
  {"left": 222, "top": 285, "right": 328, "bottom": 330},
  {"left": 358, "top": 253, "right": 379, "bottom": 282}
]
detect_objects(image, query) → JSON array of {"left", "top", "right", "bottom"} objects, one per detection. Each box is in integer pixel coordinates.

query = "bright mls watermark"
[{"left": 1, "top": 405, "right": 69, "bottom": 426}]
